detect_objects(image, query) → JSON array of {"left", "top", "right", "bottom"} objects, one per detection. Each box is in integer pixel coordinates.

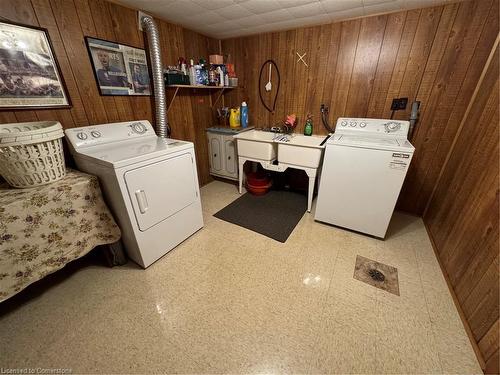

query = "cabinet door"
[
  {"left": 223, "top": 136, "right": 237, "bottom": 177},
  {"left": 208, "top": 134, "right": 222, "bottom": 173}
]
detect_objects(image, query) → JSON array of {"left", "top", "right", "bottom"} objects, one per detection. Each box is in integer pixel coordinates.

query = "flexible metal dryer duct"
[{"left": 140, "top": 14, "right": 169, "bottom": 138}]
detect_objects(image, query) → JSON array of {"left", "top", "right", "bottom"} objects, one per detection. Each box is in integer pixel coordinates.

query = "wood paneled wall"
[
  {"left": 424, "top": 40, "right": 499, "bottom": 374},
  {"left": 0, "top": 0, "right": 219, "bottom": 185},
  {"left": 222, "top": 0, "right": 499, "bottom": 215}
]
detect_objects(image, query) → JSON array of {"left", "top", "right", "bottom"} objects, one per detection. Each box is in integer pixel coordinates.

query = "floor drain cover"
[
  {"left": 368, "top": 268, "right": 385, "bottom": 282},
  {"left": 353, "top": 255, "right": 399, "bottom": 295}
]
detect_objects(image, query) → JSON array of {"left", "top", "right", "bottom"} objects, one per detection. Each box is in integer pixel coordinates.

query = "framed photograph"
[
  {"left": 0, "top": 21, "right": 71, "bottom": 109},
  {"left": 85, "top": 37, "right": 151, "bottom": 96}
]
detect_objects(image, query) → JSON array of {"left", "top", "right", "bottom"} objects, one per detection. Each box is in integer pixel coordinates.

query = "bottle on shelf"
[
  {"left": 216, "top": 66, "right": 224, "bottom": 87},
  {"left": 199, "top": 58, "right": 209, "bottom": 85},
  {"left": 188, "top": 59, "right": 196, "bottom": 85},
  {"left": 208, "top": 65, "right": 217, "bottom": 86},
  {"left": 178, "top": 57, "right": 187, "bottom": 75}
]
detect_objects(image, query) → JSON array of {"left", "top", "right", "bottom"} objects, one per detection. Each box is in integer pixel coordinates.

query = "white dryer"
[
  {"left": 315, "top": 118, "right": 414, "bottom": 238},
  {"left": 65, "top": 120, "right": 203, "bottom": 268}
]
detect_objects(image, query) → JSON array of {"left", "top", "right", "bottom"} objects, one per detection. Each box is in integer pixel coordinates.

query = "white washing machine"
[
  {"left": 315, "top": 118, "right": 414, "bottom": 238},
  {"left": 65, "top": 120, "right": 203, "bottom": 268}
]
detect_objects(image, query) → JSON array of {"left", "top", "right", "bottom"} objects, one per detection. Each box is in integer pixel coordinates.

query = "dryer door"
[{"left": 124, "top": 153, "right": 198, "bottom": 231}]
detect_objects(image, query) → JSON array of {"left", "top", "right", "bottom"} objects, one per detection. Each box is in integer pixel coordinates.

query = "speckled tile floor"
[{"left": 0, "top": 180, "right": 482, "bottom": 374}]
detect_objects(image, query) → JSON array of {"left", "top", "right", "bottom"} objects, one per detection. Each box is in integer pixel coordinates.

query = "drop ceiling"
[{"left": 114, "top": 0, "right": 454, "bottom": 39}]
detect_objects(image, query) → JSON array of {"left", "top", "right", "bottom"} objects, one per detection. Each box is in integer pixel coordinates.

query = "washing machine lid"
[
  {"left": 75, "top": 137, "right": 193, "bottom": 168},
  {"left": 329, "top": 134, "right": 414, "bottom": 152}
]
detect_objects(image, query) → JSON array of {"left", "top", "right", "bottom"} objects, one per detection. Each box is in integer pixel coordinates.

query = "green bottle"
[{"left": 304, "top": 114, "right": 313, "bottom": 136}]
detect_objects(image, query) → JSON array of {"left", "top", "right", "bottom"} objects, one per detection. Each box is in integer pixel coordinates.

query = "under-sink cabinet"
[{"left": 207, "top": 127, "right": 252, "bottom": 180}]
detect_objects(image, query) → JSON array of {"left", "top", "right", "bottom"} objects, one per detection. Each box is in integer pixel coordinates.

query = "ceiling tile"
[
  {"left": 237, "top": 14, "right": 271, "bottom": 27},
  {"left": 190, "top": 0, "right": 236, "bottom": 10},
  {"left": 277, "top": 0, "right": 317, "bottom": 7},
  {"left": 217, "top": 3, "right": 253, "bottom": 19},
  {"left": 165, "top": 1, "right": 206, "bottom": 16},
  {"left": 239, "top": 0, "right": 283, "bottom": 14},
  {"left": 362, "top": 0, "right": 397, "bottom": 5},
  {"left": 287, "top": 1, "right": 325, "bottom": 18},
  {"left": 261, "top": 9, "right": 293, "bottom": 22},
  {"left": 320, "top": 0, "right": 363, "bottom": 13},
  {"left": 293, "top": 13, "right": 331, "bottom": 26},
  {"left": 180, "top": 11, "right": 227, "bottom": 26},
  {"left": 114, "top": 0, "right": 450, "bottom": 39}
]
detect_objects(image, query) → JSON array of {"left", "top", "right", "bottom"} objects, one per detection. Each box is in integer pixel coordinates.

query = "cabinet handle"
[
  {"left": 214, "top": 153, "right": 217, "bottom": 157},
  {"left": 228, "top": 156, "right": 231, "bottom": 160}
]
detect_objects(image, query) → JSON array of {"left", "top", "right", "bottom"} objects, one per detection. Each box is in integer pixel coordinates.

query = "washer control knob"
[
  {"left": 341, "top": 120, "right": 347, "bottom": 127},
  {"left": 130, "top": 122, "right": 147, "bottom": 134},
  {"left": 384, "top": 121, "right": 401, "bottom": 132},
  {"left": 76, "top": 132, "right": 87, "bottom": 140},
  {"left": 360, "top": 122, "right": 367, "bottom": 128},
  {"left": 90, "top": 131, "right": 101, "bottom": 138},
  {"left": 349, "top": 121, "right": 357, "bottom": 127}
]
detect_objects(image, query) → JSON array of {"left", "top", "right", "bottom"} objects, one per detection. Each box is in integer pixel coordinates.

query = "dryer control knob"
[
  {"left": 360, "top": 122, "right": 367, "bottom": 128},
  {"left": 90, "top": 131, "right": 101, "bottom": 138},
  {"left": 76, "top": 132, "right": 87, "bottom": 140},
  {"left": 349, "top": 121, "right": 357, "bottom": 127},
  {"left": 131, "top": 122, "right": 147, "bottom": 134},
  {"left": 341, "top": 120, "right": 347, "bottom": 127}
]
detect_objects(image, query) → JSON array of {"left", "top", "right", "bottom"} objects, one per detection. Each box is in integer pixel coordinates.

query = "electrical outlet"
[{"left": 391, "top": 97, "right": 408, "bottom": 111}]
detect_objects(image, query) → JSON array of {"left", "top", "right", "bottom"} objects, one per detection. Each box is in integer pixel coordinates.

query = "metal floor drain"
[
  {"left": 368, "top": 268, "right": 385, "bottom": 282},
  {"left": 353, "top": 255, "right": 400, "bottom": 296}
]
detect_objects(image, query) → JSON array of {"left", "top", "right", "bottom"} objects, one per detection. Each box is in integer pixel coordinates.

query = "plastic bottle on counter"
[
  {"left": 229, "top": 107, "right": 240, "bottom": 128},
  {"left": 304, "top": 114, "right": 313, "bottom": 136},
  {"left": 240, "top": 102, "right": 248, "bottom": 128},
  {"left": 224, "top": 73, "right": 229, "bottom": 87}
]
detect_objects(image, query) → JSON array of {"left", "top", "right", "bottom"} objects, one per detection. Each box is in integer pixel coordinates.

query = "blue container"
[{"left": 240, "top": 101, "right": 248, "bottom": 128}]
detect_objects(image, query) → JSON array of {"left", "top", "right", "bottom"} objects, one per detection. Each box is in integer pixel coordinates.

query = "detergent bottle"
[
  {"left": 229, "top": 107, "right": 240, "bottom": 128},
  {"left": 240, "top": 102, "right": 248, "bottom": 128}
]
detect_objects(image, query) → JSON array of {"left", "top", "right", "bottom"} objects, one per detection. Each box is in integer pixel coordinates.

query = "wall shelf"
[{"left": 166, "top": 85, "right": 236, "bottom": 113}]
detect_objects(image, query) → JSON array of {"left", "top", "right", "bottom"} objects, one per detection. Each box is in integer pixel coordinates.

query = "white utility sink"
[
  {"left": 234, "top": 130, "right": 325, "bottom": 167},
  {"left": 233, "top": 129, "right": 277, "bottom": 161},
  {"left": 275, "top": 133, "right": 325, "bottom": 168},
  {"left": 234, "top": 130, "right": 328, "bottom": 212}
]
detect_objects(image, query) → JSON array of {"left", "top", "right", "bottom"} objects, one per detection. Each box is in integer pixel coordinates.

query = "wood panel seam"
[{"left": 423, "top": 32, "right": 500, "bottom": 217}]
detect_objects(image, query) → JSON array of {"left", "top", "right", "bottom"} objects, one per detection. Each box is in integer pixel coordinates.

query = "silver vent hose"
[{"left": 140, "top": 15, "right": 169, "bottom": 138}]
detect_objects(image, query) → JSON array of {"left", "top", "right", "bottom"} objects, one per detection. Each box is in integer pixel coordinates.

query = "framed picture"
[
  {"left": 0, "top": 21, "right": 71, "bottom": 109},
  {"left": 85, "top": 37, "right": 151, "bottom": 96}
]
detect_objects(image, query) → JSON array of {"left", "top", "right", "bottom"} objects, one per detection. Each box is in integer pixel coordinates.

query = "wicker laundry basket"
[{"left": 0, "top": 121, "right": 66, "bottom": 188}]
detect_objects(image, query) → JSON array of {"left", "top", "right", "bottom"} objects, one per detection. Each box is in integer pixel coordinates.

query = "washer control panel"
[
  {"left": 65, "top": 120, "right": 155, "bottom": 149},
  {"left": 336, "top": 118, "right": 409, "bottom": 137}
]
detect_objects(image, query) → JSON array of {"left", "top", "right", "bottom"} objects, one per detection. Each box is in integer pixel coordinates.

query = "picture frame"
[
  {"left": 85, "top": 36, "right": 151, "bottom": 96},
  {"left": 0, "top": 20, "right": 71, "bottom": 110}
]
